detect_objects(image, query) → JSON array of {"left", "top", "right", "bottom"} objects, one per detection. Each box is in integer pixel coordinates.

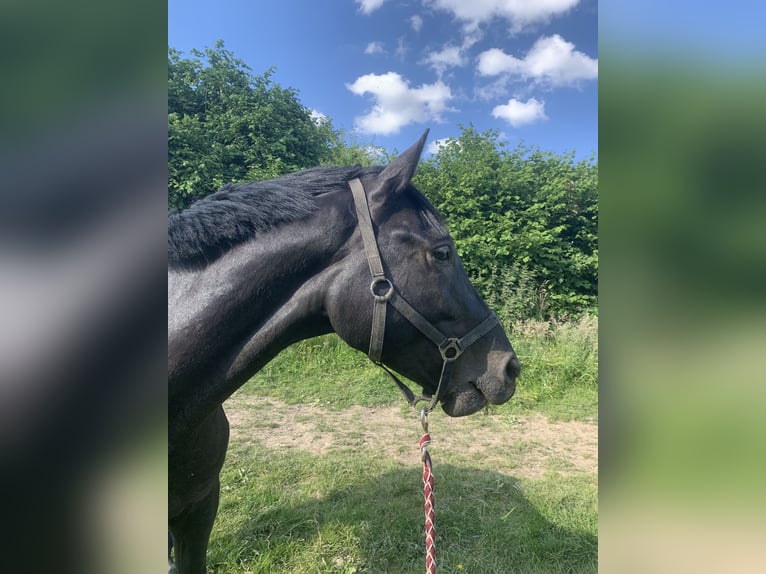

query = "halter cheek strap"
[{"left": 348, "top": 178, "right": 499, "bottom": 413}]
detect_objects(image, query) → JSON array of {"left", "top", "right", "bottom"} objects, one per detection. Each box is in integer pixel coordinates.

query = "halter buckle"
[
  {"left": 439, "top": 338, "right": 463, "bottom": 362},
  {"left": 370, "top": 276, "right": 394, "bottom": 302}
]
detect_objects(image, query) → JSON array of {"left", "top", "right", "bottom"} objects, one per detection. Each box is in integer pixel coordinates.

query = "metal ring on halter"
[
  {"left": 370, "top": 276, "right": 394, "bottom": 302},
  {"left": 410, "top": 395, "right": 439, "bottom": 417},
  {"left": 439, "top": 338, "right": 463, "bottom": 362}
]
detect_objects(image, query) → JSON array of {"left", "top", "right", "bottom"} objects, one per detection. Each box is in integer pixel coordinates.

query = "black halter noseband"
[{"left": 348, "top": 178, "right": 499, "bottom": 413}]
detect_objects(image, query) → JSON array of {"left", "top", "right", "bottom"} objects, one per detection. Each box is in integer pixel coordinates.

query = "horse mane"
[{"left": 168, "top": 165, "right": 385, "bottom": 269}]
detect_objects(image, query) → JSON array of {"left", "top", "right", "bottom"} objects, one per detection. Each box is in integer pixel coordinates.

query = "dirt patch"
[{"left": 225, "top": 394, "right": 597, "bottom": 480}]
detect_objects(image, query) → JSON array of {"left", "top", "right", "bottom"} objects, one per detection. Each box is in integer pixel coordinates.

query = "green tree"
[
  {"left": 319, "top": 125, "right": 393, "bottom": 167},
  {"left": 168, "top": 41, "right": 330, "bottom": 210}
]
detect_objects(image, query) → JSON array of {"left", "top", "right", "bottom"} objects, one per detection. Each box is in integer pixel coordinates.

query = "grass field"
[{"left": 206, "top": 316, "right": 598, "bottom": 573}]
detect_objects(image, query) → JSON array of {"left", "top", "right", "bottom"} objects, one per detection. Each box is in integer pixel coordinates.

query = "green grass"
[
  {"left": 507, "top": 315, "right": 598, "bottom": 422},
  {"left": 209, "top": 443, "right": 597, "bottom": 574},
  {"left": 240, "top": 334, "right": 400, "bottom": 409},
  {"left": 241, "top": 315, "right": 598, "bottom": 422},
  {"left": 208, "top": 316, "right": 598, "bottom": 573}
]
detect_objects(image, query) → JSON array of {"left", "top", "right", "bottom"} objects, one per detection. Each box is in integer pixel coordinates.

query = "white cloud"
[
  {"left": 423, "top": 45, "right": 467, "bottom": 75},
  {"left": 309, "top": 109, "right": 327, "bottom": 125},
  {"left": 478, "top": 48, "right": 519, "bottom": 75},
  {"left": 492, "top": 98, "right": 547, "bottom": 127},
  {"left": 364, "top": 145, "right": 388, "bottom": 162},
  {"left": 461, "top": 28, "right": 483, "bottom": 50},
  {"left": 346, "top": 72, "right": 455, "bottom": 135},
  {"left": 410, "top": 14, "right": 423, "bottom": 31},
  {"left": 426, "top": 138, "right": 451, "bottom": 155},
  {"left": 364, "top": 41, "right": 385, "bottom": 55},
  {"left": 356, "top": 0, "right": 386, "bottom": 14},
  {"left": 474, "top": 76, "right": 511, "bottom": 101},
  {"left": 478, "top": 34, "right": 597, "bottom": 87},
  {"left": 422, "top": 27, "right": 481, "bottom": 77},
  {"left": 427, "top": 0, "right": 580, "bottom": 33}
]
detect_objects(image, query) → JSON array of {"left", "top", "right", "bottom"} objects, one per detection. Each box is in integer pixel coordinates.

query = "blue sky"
[
  {"left": 169, "top": 0, "right": 598, "bottom": 160},
  {"left": 600, "top": 0, "right": 765, "bottom": 62}
]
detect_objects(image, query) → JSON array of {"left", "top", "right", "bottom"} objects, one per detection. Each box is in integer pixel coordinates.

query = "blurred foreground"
[
  {"left": 1, "top": 1, "right": 166, "bottom": 572},
  {"left": 600, "top": 9, "right": 766, "bottom": 572}
]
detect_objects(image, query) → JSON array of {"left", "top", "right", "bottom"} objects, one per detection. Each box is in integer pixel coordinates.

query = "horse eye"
[{"left": 433, "top": 246, "right": 451, "bottom": 262}]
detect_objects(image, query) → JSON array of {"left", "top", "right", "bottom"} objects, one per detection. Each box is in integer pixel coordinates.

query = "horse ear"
[{"left": 370, "top": 129, "right": 429, "bottom": 204}]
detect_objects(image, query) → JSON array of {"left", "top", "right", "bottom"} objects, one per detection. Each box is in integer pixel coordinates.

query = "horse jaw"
[
  {"left": 440, "top": 386, "right": 488, "bottom": 417},
  {"left": 440, "top": 377, "right": 516, "bottom": 416}
]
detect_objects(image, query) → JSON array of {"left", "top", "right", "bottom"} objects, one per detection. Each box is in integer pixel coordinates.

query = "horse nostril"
[{"left": 505, "top": 354, "right": 521, "bottom": 380}]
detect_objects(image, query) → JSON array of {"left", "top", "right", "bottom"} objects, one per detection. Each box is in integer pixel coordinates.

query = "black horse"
[{"left": 168, "top": 132, "right": 520, "bottom": 573}]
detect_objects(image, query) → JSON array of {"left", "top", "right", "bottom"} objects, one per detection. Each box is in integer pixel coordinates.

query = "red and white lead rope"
[{"left": 420, "top": 412, "right": 437, "bottom": 574}]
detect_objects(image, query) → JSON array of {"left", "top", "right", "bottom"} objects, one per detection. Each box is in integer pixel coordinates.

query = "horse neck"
[{"left": 168, "top": 192, "right": 354, "bottom": 435}]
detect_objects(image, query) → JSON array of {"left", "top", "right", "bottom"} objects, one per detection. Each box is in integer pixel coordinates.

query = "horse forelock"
[{"left": 410, "top": 189, "right": 446, "bottom": 234}]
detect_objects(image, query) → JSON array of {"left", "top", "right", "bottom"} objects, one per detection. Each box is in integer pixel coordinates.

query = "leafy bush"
[{"left": 416, "top": 127, "right": 597, "bottom": 320}]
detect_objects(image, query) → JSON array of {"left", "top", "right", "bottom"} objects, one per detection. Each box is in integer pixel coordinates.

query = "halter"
[{"left": 348, "top": 178, "right": 499, "bottom": 413}]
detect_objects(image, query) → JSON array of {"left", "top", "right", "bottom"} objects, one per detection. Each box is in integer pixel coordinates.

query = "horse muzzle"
[{"left": 440, "top": 351, "right": 519, "bottom": 417}]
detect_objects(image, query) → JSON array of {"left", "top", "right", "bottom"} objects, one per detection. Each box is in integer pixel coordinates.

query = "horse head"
[{"left": 325, "top": 131, "right": 519, "bottom": 416}]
